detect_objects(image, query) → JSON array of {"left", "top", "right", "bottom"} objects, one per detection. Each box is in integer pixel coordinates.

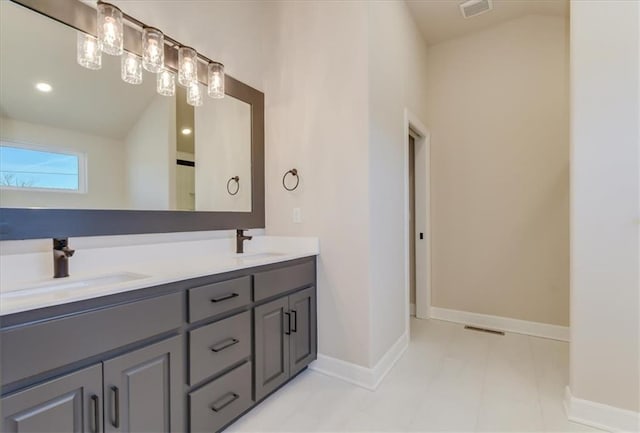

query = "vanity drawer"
[
  {"left": 189, "top": 361, "right": 252, "bottom": 433},
  {"left": 253, "top": 260, "right": 315, "bottom": 302},
  {"left": 188, "top": 276, "right": 251, "bottom": 323},
  {"left": 1, "top": 292, "right": 183, "bottom": 386},
  {"left": 189, "top": 311, "right": 251, "bottom": 385}
]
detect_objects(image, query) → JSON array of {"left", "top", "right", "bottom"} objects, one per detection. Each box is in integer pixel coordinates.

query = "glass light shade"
[
  {"left": 77, "top": 32, "right": 102, "bottom": 70},
  {"left": 178, "top": 46, "right": 198, "bottom": 87},
  {"left": 121, "top": 52, "right": 143, "bottom": 85},
  {"left": 187, "top": 82, "right": 204, "bottom": 107},
  {"left": 142, "top": 27, "right": 164, "bottom": 73},
  {"left": 207, "top": 62, "right": 225, "bottom": 99},
  {"left": 157, "top": 69, "right": 175, "bottom": 96},
  {"left": 97, "top": 2, "right": 123, "bottom": 56}
]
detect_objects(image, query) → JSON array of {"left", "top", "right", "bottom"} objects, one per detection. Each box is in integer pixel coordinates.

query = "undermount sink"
[
  {"left": 235, "top": 252, "right": 286, "bottom": 261},
  {"left": 1, "top": 272, "right": 150, "bottom": 301}
]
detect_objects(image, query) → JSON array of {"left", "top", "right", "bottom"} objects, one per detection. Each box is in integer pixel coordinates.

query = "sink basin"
[
  {"left": 1, "top": 272, "right": 150, "bottom": 300},
  {"left": 235, "top": 252, "right": 286, "bottom": 261}
]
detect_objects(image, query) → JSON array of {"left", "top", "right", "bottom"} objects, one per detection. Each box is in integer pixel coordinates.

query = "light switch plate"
[{"left": 293, "top": 208, "right": 302, "bottom": 223}]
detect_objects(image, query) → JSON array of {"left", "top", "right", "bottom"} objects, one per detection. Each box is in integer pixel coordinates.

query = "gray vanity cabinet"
[
  {"left": 1, "top": 364, "right": 103, "bottom": 433},
  {"left": 254, "top": 286, "right": 317, "bottom": 401},
  {"left": 1, "top": 257, "right": 317, "bottom": 433},
  {"left": 103, "top": 336, "right": 184, "bottom": 433}
]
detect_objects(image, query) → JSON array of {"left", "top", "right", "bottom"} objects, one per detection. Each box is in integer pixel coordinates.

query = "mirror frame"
[{"left": 0, "top": 0, "right": 265, "bottom": 240}]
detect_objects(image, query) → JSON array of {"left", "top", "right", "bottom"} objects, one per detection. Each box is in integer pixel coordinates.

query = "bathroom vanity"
[
  {"left": 0, "top": 1, "right": 318, "bottom": 431},
  {"left": 0, "top": 254, "right": 317, "bottom": 433}
]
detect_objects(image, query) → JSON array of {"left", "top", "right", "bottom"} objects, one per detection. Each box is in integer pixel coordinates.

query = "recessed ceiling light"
[
  {"left": 181, "top": 128, "right": 192, "bottom": 135},
  {"left": 35, "top": 82, "right": 53, "bottom": 93}
]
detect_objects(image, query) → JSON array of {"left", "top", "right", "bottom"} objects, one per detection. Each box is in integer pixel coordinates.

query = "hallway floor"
[{"left": 227, "top": 318, "right": 603, "bottom": 432}]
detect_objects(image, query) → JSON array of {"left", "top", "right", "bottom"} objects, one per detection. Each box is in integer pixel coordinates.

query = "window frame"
[{"left": 0, "top": 139, "right": 88, "bottom": 194}]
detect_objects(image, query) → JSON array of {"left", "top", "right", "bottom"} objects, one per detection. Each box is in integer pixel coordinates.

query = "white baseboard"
[
  {"left": 309, "top": 331, "right": 408, "bottom": 390},
  {"left": 564, "top": 386, "right": 640, "bottom": 432},
  {"left": 429, "top": 306, "right": 570, "bottom": 341},
  {"left": 410, "top": 303, "right": 416, "bottom": 316}
]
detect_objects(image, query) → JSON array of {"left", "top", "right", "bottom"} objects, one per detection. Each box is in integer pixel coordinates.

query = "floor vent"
[
  {"left": 459, "top": 0, "right": 493, "bottom": 19},
  {"left": 464, "top": 325, "right": 505, "bottom": 335}
]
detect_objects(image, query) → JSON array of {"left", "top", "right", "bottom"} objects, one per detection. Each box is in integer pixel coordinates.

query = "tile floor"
[{"left": 227, "top": 318, "right": 603, "bottom": 432}]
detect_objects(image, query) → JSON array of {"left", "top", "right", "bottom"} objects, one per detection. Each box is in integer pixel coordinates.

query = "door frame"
[{"left": 403, "top": 109, "right": 431, "bottom": 327}]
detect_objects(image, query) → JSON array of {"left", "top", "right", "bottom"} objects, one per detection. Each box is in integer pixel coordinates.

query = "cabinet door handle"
[
  {"left": 110, "top": 386, "right": 120, "bottom": 428},
  {"left": 291, "top": 310, "right": 298, "bottom": 333},
  {"left": 210, "top": 338, "right": 239, "bottom": 352},
  {"left": 210, "top": 392, "right": 239, "bottom": 412},
  {"left": 210, "top": 293, "right": 239, "bottom": 303},
  {"left": 90, "top": 394, "right": 100, "bottom": 433},
  {"left": 284, "top": 312, "right": 291, "bottom": 335}
]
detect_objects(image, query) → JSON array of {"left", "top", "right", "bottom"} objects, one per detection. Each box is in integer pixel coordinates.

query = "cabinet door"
[
  {"left": 103, "top": 335, "right": 184, "bottom": 433},
  {"left": 1, "top": 364, "right": 102, "bottom": 433},
  {"left": 289, "top": 287, "right": 317, "bottom": 376},
  {"left": 254, "top": 297, "right": 290, "bottom": 401}
]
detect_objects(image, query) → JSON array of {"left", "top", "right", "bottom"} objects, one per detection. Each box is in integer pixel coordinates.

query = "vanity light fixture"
[
  {"left": 157, "top": 69, "right": 176, "bottom": 96},
  {"left": 77, "top": 3, "right": 226, "bottom": 101},
  {"left": 181, "top": 128, "right": 192, "bottom": 135},
  {"left": 97, "top": 1, "right": 123, "bottom": 56},
  {"left": 121, "top": 51, "right": 143, "bottom": 85},
  {"left": 76, "top": 32, "right": 102, "bottom": 70},
  {"left": 35, "top": 82, "right": 53, "bottom": 93},
  {"left": 187, "top": 82, "right": 204, "bottom": 107},
  {"left": 178, "top": 46, "right": 198, "bottom": 87},
  {"left": 142, "top": 27, "right": 164, "bottom": 73},
  {"left": 207, "top": 62, "right": 225, "bottom": 99}
]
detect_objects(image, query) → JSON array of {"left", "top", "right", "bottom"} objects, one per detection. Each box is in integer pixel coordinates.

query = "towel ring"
[
  {"left": 282, "top": 168, "right": 299, "bottom": 191},
  {"left": 226, "top": 176, "right": 240, "bottom": 195}
]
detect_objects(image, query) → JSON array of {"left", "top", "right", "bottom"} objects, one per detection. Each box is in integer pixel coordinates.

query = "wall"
[
  {"left": 263, "top": 1, "right": 372, "bottom": 367},
  {"left": 195, "top": 96, "right": 252, "bottom": 212},
  {"left": 0, "top": 117, "right": 127, "bottom": 209},
  {"left": 570, "top": 0, "right": 640, "bottom": 417},
  {"left": 426, "top": 15, "right": 570, "bottom": 326},
  {"left": 367, "top": 1, "right": 429, "bottom": 364},
  {"left": 125, "top": 94, "right": 176, "bottom": 210}
]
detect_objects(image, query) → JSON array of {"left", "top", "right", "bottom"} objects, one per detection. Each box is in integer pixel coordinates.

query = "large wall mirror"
[{"left": 0, "top": 0, "right": 264, "bottom": 240}]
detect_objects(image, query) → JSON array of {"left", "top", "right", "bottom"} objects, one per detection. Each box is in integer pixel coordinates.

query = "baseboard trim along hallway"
[
  {"left": 430, "top": 306, "right": 570, "bottom": 342},
  {"left": 309, "top": 332, "right": 409, "bottom": 390},
  {"left": 564, "top": 387, "right": 640, "bottom": 432}
]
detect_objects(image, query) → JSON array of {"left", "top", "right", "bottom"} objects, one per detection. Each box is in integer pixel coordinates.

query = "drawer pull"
[
  {"left": 110, "top": 386, "right": 120, "bottom": 428},
  {"left": 210, "top": 392, "right": 240, "bottom": 412},
  {"left": 291, "top": 309, "right": 298, "bottom": 332},
  {"left": 90, "top": 394, "right": 100, "bottom": 433},
  {"left": 210, "top": 293, "right": 239, "bottom": 303},
  {"left": 210, "top": 338, "right": 239, "bottom": 353},
  {"left": 284, "top": 311, "right": 291, "bottom": 335}
]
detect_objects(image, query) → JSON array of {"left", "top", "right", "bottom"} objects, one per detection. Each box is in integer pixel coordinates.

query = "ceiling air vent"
[{"left": 459, "top": 0, "right": 493, "bottom": 19}]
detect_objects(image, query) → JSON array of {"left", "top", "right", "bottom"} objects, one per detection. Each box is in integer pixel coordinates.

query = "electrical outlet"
[{"left": 293, "top": 208, "right": 302, "bottom": 223}]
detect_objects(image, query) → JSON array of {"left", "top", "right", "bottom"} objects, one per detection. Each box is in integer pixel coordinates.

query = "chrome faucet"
[
  {"left": 236, "top": 229, "right": 252, "bottom": 254},
  {"left": 53, "top": 238, "right": 75, "bottom": 278}
]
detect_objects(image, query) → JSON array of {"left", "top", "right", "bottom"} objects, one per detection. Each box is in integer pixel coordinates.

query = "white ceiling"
[
  {"left": 0, "top": 1, "right": 160, "bottom": 140},
  {"left": 405, "top": 0, "right": 569, "bottom": 45}
]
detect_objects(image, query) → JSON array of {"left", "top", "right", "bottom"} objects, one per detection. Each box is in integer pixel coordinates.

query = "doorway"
[
  {"left": 404, "top": 109, "right": 430, "bottom": 328},
  {"left": 409, "top": 134, "right": 417, "bottom": 316}
]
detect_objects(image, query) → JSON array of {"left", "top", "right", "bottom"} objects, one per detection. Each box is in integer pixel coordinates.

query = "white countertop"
[{"left": 0, "top": 235, "right": 319, "bottom": 316}]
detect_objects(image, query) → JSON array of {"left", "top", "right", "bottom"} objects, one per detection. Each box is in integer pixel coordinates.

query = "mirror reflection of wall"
[
  {"left": 176, "top": 86, "right": 195, "bottom": 211},
  {"left": 0, "top": 1, "right": 253, "bottom": 213},
  {"left": 195, "top": 95, "right": 252, "bottom": 212}
]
